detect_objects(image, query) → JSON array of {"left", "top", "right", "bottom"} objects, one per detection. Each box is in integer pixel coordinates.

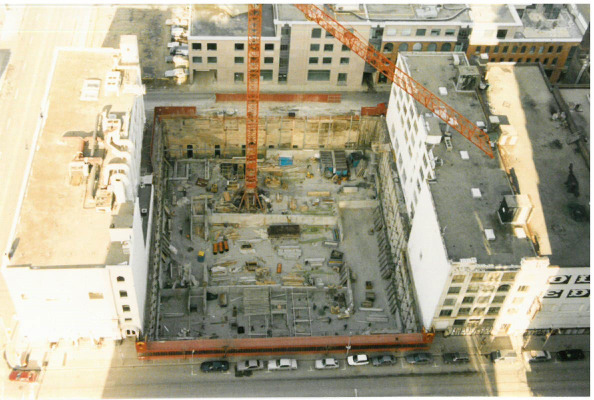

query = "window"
[
  {"left": 412, "top": 43, "right": 422, "bottom": 51},
  {"left": 508, "top": 58, "right": 513, "bottom": 62},
  {"left": 264, "top": 57, "right": 274, "bottom": 64},
  {"left": 234, "top": 57, "right": 244, "bottom": 64},
  {"left": 89, "top": 292, "right": 103, "bottom": 300},
  {"left": 552, "top": 57, "right": 558, "bottom": 66},
  {"left": 547, "top": 45, "right": 554, "bottom": 53},
  {"left": 445, "top": 29, "right": 456, "bottom": 36},
  {"left": 122, "top": 305, "right": 131, "bottom": 312},
  {"left": 471, "top": 273, "right": 484, "bottom": 282},
  {"left": 207, "top": 43, "right": 217, "bottom": 51},
  {"left": 447, "top": 286, "right": 461, "bottom": 294},
  {"left": 556, "top": 45, "right": 563, "bottom": 53},
  {"left": 307, "top": 70, "right": 330, "bottom": 81},
  {"left": 487, "top": 307, "right": 500, "bottom": 315},
  {"left": 192, "top": 43, "right": 201, "bottom": 50},
  {"left": 280, "top": 44, "right": 289, "bottom": 51},
  {"left": 337, "top": 73, "right": 347, "bottom": 84},
  {"left": 475, "top": 46, "right": 481, "bottom": 53},
  {"left": 496, "top": 29, "right": 507, "bottom": 39},
  {"left": 279, "top": 58, "right": 288, "bottom": 68},
  {"left": 117, "top": 276, "right": 125, "bottom": 282},
  {"left": 264, "top": 43, "right": 274, "bottom": 51},
  {"left": 427, "top": 43, "right": 437, "bottom": 51},
  {"left": 472, "top": 307, "right": 485, "bottom": 316},
  {"left": 399, "top": 43, "right": 409, "bottom": 51},
  {"left": 430, "top": 29, "right": 440, "bottom": 36},
  {"left": 439, "top": 309, "right": 453, "bottom": 317},
  {"left": 311, "top": 28, "right": 321, "bottom": 38},
  {"left": 310, "top": 44, "right": 320, "bottom": 51},
  {"left": 322, "top": 57, "right": 332, "bottom": 64},
  {"left": 234, "top": 72, "right": 244, "bottom": 82},
  {"left": 502, "top": 45, "right": 509, "bottom": 53},
  {"left": 452, "top": 275, "right": 465, "bottom": 283},
  {"left": 477, "top": 296, "right": 490, "bottom": 304},
  {"left": 538, "top": 46, "right": 544, "bottom": 54},
  {"left": 235, "top": 43, "right": 244, "bottom": 51},
  {"left": 493, "top": 46, "right": 499, "bottom": 53},
  {"left": 512, "top": 46, "right": 518, "bottom": 53},
  {"left": 309, "top": 57, "right": 319, "bottom": 64},
  {"left": 383, "top": 43, "right": 394, "bottom": 53},
  {"left": 192, "top": 56, "right": 202, "bottom": 63},
  {"left": 517, "top": 285, "right": 529, "bottom": 292},
  {"left": 502, "top": 272, "right": 516, "bottom": 281},
  {"left": 441, "top": 43, "right": 452, "bottom": 52},
  {"left": 207, "top": 57, "right": 217, "bottom": 64},
  {"left": 528, "top": 46, "right": 534, "bottom": 54},
  {"left": 491, "top": 296, "right": 505, "bottom": 303},
  {"left": 341, "top": 44, "right": 349, "bottom": 51},
  {"left": 458, "top": 308, "right": 470, "bottom": 316},
  {"left": 278, "top": 73, "right": 287, "bottom": 83},
  {"left": 526, "top": 58, "right": 532, "bottom": 63},
  {"left": 462, "top": 296, "right": 475, "bottom": 304},
  {"left": 324, "top": 44, "right": 334, "bottom": 52},
  {"left": 485, "top": 46, "right": 490, "bottom": 53},
  {"left": 416, "top": 29, "right": 426, "bottom": 36},
  {"left": 453, "top": 319, "right": 466, "bottom": 326},
  {"left": 401, "top": 28, "right": 412, "bottom": 36},
  {"left": 443, "top": 298, "right": 456, "bottom": 306},
  {"left": 325, "top": 30, "right": 334, "bottom": 38},
  {"left": 119, "top": 290, "right": 128, "bottom": 298},
  {"left": 340, "top": 57, "right": 349, "bottom": 65},
  {"left": 490, "top": 58, "right": 496, "bottom": 62},
  {"left": 497, "top": 284, "right": 510, "bottom": 292},
  {"left": 281, "top": 26, "right": 291, "bottom": 36},
  {"left": 517, "top": 57, "right": 524, "bottom": 63},
  {"left": 260, "top": 70, "right": 273, "bottom": 81}
]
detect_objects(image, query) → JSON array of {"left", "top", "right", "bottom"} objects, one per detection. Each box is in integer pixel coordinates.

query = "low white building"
[
  {"left": 385, "top": 52, "right": 589, "bottom": 336},
  {"left": 2, "top": 36, "right": 152, "bottom": 345}
]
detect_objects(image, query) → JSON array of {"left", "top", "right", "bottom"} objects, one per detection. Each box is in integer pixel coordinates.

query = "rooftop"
[
  {"left": 399, "top": 52, "right": 535, "bottom": 265},
  {"left": 469, "top": 4, "right": 517, "bottom": 25},
  {"left": 486, "top": 64, "right": 590, "bottom": 267},
  {"left": 558, "top": 86, "right": 590, "bottom": 143},
  {"left": 9, "top": 49, "right": 140, "bottom": 267},
  {"left": 190, "top": 4, "right": 275, "bottom": 38},
  {"left": 518, "top": 4, "right": 583, "bottom": 39}
]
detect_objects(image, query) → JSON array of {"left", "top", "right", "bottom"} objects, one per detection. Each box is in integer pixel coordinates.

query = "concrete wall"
[
  {"left": 127, "top": 199, "right": 148, "bottom": 336},
  {"left": 209, "top": 213, "right": 337, "bottom": 228}
]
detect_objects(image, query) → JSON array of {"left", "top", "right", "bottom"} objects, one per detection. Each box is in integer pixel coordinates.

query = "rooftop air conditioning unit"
[
  {"left": 497, "top": 194, "right": 532, "bottom": 225},
  {"left": 455, "top": 65, "right": 480, "bottom": 91}
]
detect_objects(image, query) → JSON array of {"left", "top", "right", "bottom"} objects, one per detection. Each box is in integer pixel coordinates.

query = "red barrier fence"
[{"left": 216, "top": 93, "right": 341, "bottom": 103}]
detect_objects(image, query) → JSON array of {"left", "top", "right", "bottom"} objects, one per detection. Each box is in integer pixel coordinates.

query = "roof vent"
[
  {"left": 484, "top": 229, "right": 496, "bottom": 240},
  {"left": 80, "top": 79, "right": 101, "bottom": 101},
  {"left": 471, "top": 188, "right": 482, "bottom": 198},
  {"left": 476, "top": 120, "right": 486, "bottom": 129},
  {"left": 105, "top": 71, "right": 122, "bottom": 96},
  {"left": 460, "top": 150, "right": 469, "bottom": 160}
]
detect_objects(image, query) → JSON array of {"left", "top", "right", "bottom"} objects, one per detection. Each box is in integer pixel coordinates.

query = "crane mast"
[
  {"left": 240, "top": 4, "right": 264, "bottom": 211},
  {"left": 294, "top": 4, "right": 494, "bottom": 159}
]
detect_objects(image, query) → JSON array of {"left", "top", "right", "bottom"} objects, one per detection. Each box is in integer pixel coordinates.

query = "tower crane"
[{"left": 239, "top": 4, "right": 493, "bottom": 211}]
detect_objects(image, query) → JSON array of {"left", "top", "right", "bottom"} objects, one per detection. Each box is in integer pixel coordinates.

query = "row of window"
[
  {"left": 448, "top": 284, "right": 525, "bottom": 294},
  {"left": 476, "top": 44, "right": 564, "bottom": 55},
  {"left": 439, "top": 307, "right": 501, "bottom": 317},
  {"left": 489, "top": 56, "right": 559, "bottom": 66},
  {"left": 191, "top": 42, "right": 279, "bottom": 51},
  {"left": 444, "top": 295, "right": 525, "bottom": 306},
  {"left": 384, "top": 42, "right": 454, "bottom": 53},
  {"left": 231, "top": 70, "right": 347, "bottom": 84},
  {"left": 309, "top": 43, "right": 349, "bottom": 52},
  {"left": 451, "top": 272, "right": 517, "bottom": 283},
  {"left": 309, "top": 57, "right": 349, "bottom": 65}
]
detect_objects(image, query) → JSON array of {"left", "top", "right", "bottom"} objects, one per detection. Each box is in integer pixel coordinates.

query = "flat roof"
[
  {"left": 9, "top": 49, "right": 139, "bottom": 267},
  {"left": 191, "top": 4, "right": 275, "bottom": 37},
  {"left": 486, "top": 64, "right": 590, "bottom": 267},
  {"left": 470, "top": 4, "right": 517, "bottom": 25},
  {"left": 518, "top": 5, "right": 583, "bottom": 39},
  {"left": 559, "top": 87, "right": 590, "bottom": 143},
  {"left": 399, "top": 53, "right": 535, "bottom": 265}
]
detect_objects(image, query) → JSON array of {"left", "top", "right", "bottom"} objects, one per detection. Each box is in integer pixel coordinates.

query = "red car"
[{"left": 9, "top": 369, "right": 38, "bottom": 383}]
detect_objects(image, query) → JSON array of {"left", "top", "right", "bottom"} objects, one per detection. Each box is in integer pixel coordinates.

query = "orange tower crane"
[
  {"left": 239, "top": 4, "right": 264, "bottom": 210},
  {"left": 294, "top": 4, "right": 494, "bottom": 159}
]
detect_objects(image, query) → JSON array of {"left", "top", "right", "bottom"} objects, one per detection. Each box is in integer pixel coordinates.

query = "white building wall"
[
  {"left": 407, "top": 184, "right": 451, "bottom": 328},
  {"left": 129, "top": 199, "right": 148, "bottom": 330}
]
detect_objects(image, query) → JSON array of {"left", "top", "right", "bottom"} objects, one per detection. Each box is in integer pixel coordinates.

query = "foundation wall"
[{"left": 209, "top": 213, "right": 337, "bottom": 227}]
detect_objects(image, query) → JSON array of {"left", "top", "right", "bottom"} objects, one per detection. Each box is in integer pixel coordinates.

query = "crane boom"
[
  {"left": 294, "top": 4, "right": 494, "bottom": 158},
  {"left": 240, "top": 4, "right": 264, "bottom": 210}
]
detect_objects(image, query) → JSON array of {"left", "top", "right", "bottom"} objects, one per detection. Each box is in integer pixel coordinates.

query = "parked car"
[
  {"left": 236, "top": 359, "right": 264, "bottom": 372},
  {"left": 371, "top": 354, "right": 397, "bottom": 366},
  {"left": 347, "top": 354, "right": 369, "bottom": 366},
  {"left": 442, "top": 352, "right": 470, "bottom": 364},
  {"left": 315, "top": 358, "right": 339, "bottom": 369},
  {"left": 267, "top": 358, "right": 298, "bottom": 371},
  {"left": 9, "top": 369, "right": 38, "bottom": 383},
  {"left": 522, "top": 350, "right": 552, "bottom": 363},
  {"left": 200, "top": 360, "right": 229, "bottom": 373},
  {"left": 489, "top": 350, "right": 518, "bottom": 363},
  {"left": 557, "top": 349, "right": 585, "bottom": 362},
  {"left": 405, "top": 352, "right": 432, "bottom": 364}
]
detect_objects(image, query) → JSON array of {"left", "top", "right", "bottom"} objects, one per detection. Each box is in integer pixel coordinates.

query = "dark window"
[
  {"left": 487, "top": 307, "right": 500, "bottom": 315},
  {"left": 512, "top": 46, "right": 518, "bottom": 53},
  {"left": 492, "top": 296, "right": 505, "bottom": 303},
  {"left": 508, "top": 58, "right": 513, "bottom": 62},
  {"left": 490, "top": 58, "right": 495, "bottom": 62},
  {"left": 307, "top": 70, "right": 331, "bottom": 81},
  {"left": 496, "top": 29, "right": 507, "bottom": 39},
  {"left": 340, "top": 57, "right": 349, "bottom": 64},
  {"left": 383, "top": 43, "right": 394, "bottom": 53},
  {"left": 458, "top": 308, "right": 470, "bottom": 316},
  {"left": 279, "top": 58, "right": 289, "bottom": 68},
  {"left": 556, "top": 45, "right": 563, "bottom": 53},
  {"left": 528, "top": 46, "right": 534, "bottom": 53},
  {"left": 517, "top": 57, "right": 523, "bottom": 62},
  {"left": 281, "top": 26, "right": 291, "bottom": 36},
  {"left": 207, "top": 43, "right": 217, "bottom": 51},
  {"left": 493, "top": 46, "right": 499, "bottom": 53},
  {"left": 427, "top": 43, "right": 437, "bottom": 51},
  {"left": 440, "top": 43, "right": 451, "bottom": 51},
  {"left": 322, "top": 57, "right": 332, "bottom": 64},
  {"left": 117, "top": 276, "right": 125, "bottom": 282},
  {"left": 324, "top": 44, "right": 334, "bottom": 51},
  {"left": 325, "top": 30, "right": 334, "bottom": 38},
  {"left": 416, "top": 28, "right": 426, "bottom": 36},
  {"left": 439, "top": 309, "right": 453, "bottom": 317},
  {"left": 192, "top": 43, "right": 201, "bottom": 50},
  {"left": 462, "top": 296, "right": 474, "bottom": 304},
  {"left": 552, "top": 57, "right": 558, "bottom": 66},
  {"left": 547, "top": 45, "right": 554, "bottom": 53},
  {"left": 264, "top": 43, "right": 274, "bottom": 51},
  {"left": 543, "top": 58, "right": 549, "bottom": 65},
  {"left": 342, "top": 44, "right": 349, "bottom": 51},
  {"left": 278, "top": 73, "right": 287, "bottom": 83},
  {"left": 445, "top": 29, "right": 456, "bottom": 36},
  {"left": 337, "top": 73, "right": 347, "bottom": 84},
  {"left": 448, "top": 286, "right": 461, "bottom": 294},
  {"left": 260, "top": 70, "right": 273, "bottom": 81},
  {"left": 234, "top": 72, "right": 244, "bottom": 82},
  {"left": 497, "top": 284, "right": 510, "bottom": 292},
  {"left": 485, "top": 46, "right": 490, "bottom": 53},
  {"left": 526, "top": 58, "right": 532, "bottom": 63},
  {"left": 207, "top": 57, "right": 217, "bottom": 64},
  {"left": 399, "top": 43, "right": 409, "bottom": 51},
  {"left": 235, "top": 43, "right": 244, "bottom": 51},
  {"left": 502, "top": 45, "right": 509, "bottom": 53},
  {"left": 502, "top": 272, "right": 516, "bottom": 281},
  {"left": 310, "top": 44, "right": 320, "bottom": 51},
  {"left": 234, "top": 57, "right": 244, "bottom": 64},
  {"left": 122, "top": 305, "right": 131, "bottom": 312},
  {"left": 280, "top": 44, "right": 289, "bottom": 51},
  {"left": 430, "top": 29, "right": 440, "bottom": 36},
  {"left": 119, "top": 290, "right": 128, "bottom": 298},
  {"left": 476, "top": 45, "right": 481, "bottom": 53},
  {"left": 264, "top": 57, "right": 273, "bottom": 64},
  {"left": 378, "top": 74, "right": 387, "bottom": 83},
  {"left": 312, "top": 28, "right": 321, "bottom": 38},
  {"left": 192, "top": 56, "right": 202, "bottom": 63},
  {"left": 453, "top": 319, "right": 466, "bottom": 326},
  {"left": 308, "top": 57, "right": 319, "bottom": 64}
]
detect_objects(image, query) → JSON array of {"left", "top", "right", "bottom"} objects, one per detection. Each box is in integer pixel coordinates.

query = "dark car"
[
  {"left": 405, "top": 352, "right": 432, "bottom": 364},
  {"left": 371, "top": 354, "right": 397, "bottom": 366},
  {"left": 557, "top": 349, "right": 585, "bottom": 362},
  {"left": 200, "top": 360, "right": 230, "bottom": 372},
  {"left": 443, "top": 352, "right": 470, "bottom": 364}
]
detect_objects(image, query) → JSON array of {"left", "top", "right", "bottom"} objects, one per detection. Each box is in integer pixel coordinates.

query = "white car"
[
  {"left": 267, "top": 358, "right": 298, "bottom": 371},
  {"left": 315, "top": 357, "right": 339, "bottom": 369},
  {"left": 522, "top": 350, "right": 552, "bottom": 363},
  {"left": 237, "top": 359, "right": 264, "bottom": 372},
  {"left": 347, "top": 354, "right": 369, "bottom": 366}
]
